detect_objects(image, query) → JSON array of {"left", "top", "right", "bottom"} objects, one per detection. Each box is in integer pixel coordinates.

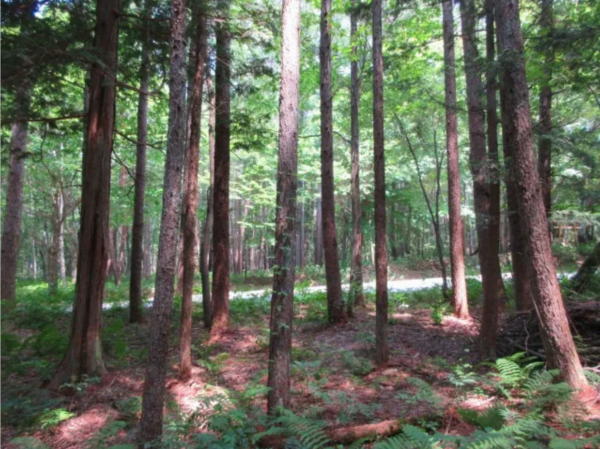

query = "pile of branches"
[{"left": 497, "top": 301, "right": 600, "bottom": 365}]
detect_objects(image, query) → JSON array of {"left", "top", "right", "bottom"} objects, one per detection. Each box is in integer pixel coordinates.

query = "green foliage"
[
  {"left": 458, "top": 405, "right": 507, "bottom": 431},
  {"left": 37, "top": 407, "right": 76, "bottom": 429},
  {"left": 340, "top": 350, "right": 373, "bottom": 377},
  {"left": 429, "top": 301, "right": 448, "bottom": 326},
  {"left": 1, "top": 332, "right": 21, "bottom": 355},
  {"left": 396, "top": 377, "right": 442, "bottom": 411},
  {"left": 255, "top": 408, "right": 330, "bottom": 449},
  {"left": 9, "top": 437, "right": 51, "bottom": 449}
]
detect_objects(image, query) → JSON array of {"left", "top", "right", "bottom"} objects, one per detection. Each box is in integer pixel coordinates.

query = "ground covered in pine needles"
[{"left": 2, "top": 275, "right": 600, "bottom": 449}]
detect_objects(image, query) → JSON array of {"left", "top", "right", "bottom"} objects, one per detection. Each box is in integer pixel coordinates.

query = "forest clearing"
[{"left": 2, "top": 0, "right": 600, "bottom": 447}]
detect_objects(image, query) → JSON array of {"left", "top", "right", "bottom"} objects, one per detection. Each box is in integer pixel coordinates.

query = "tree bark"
[
  {"left": 210, "top": 0, "right": 232, "bottom": 335},
  {"left": 49, "top": 0, "right": 120, "bottom": 389},
  {"left": 495, "top": 0, "right": 588, "bottom": 391},
  {"left": 571, "top": 241, "right": 600, "bottom": 292},
  {"left": 485, "top": 0, "right": 507, "bottom": 310},
  {"left": 347, "top": 0, "right": 365, "bottom": 313},
  {"left": 200, "top": 72, "right": 216, "bottom": 329},
  {"left": 538, "top": 0, "right": 553, "bottom": 231},
  {"left": 320, "top": 0, "right": 347, "bottom": 324},
  {"left": 459, "top": 0, "right": 500, "bottom": 358},
  {"left": 128, "top": 0, "right": 151, "bottom": 324},
  {"left": 442, "top": 0, "right": 469, "bottom": 320},
  {"left": 138, "top": 0, "right": 187, "bottom": 443},
  {"left": 267, "top": 0, "right": 301, "bottom": 413},
  {"left": 180, "top": 10, "right": 207, "bottom": 381},
  {"left": 372, "top": 0, "right": 389, "bottom": 366},
  {"left": 48, "top": 192, "right": 65, "bottom": 295},
  {"left": 314, "top": 197, "right": 323, "bottom": 266}
]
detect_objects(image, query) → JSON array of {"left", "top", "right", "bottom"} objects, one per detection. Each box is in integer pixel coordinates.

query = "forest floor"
[{"left": 2, "top": 270, "right": 600, "bottom": 448}]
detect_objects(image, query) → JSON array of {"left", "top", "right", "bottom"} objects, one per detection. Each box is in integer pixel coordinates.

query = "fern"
[
  {"left": 375, "top": 425, "right": 440, "bottom": 449},
  {"left": 253, "top": 409, "right": 331, "bottom": 449}
]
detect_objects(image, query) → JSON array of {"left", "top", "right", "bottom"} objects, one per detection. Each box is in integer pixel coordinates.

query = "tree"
[
  {"left": 267, "top": 0, "right": 301, "bottom": 413},
  {"left": 495, "top": 0, "right": 588, "bottom": 390},
  {"left": 372, "top": 0, "right": 388, "bottom": 366},
  {"left": 138, "top": 0, "right": 187, "bottom": 443},
  {"left": 210, "top": 0, "right": 232, "bottom": 335},
  {"left": 1, "top": 1, "right": 35, "bottom": 305},
  {"left": 180, "top": 8, "right": 207, "bottom": 381},
  {"left": 49, "top": 0, "right": 120, "bottom": 389},
  {"left": 442, "top": 0, "right": 469, "bottom": 320},
  {"left": 459, "top": 0, "right": 502, "bottom": 357},
  {"left": 200, "top": 72, "right": 215, "bottom": 329},
  {"left": 320, "top": 0, "right": 347, "bottom": 324},
  {"left": 571, "top": 240, "right": 600, "bottom": 292},
  {"left": 347, "top": 0, "right": 365, "bottom": 313},
  {"left": 538, "top": 0, "right": 553, "bottom": 230},
  {"left": 128, "top": 0, "right": 152, "bottom": 325}
]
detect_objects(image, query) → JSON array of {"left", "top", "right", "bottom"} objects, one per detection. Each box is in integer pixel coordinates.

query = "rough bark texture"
[
  {"left": 200, "top": 73, "right": 215, "bottom": 329},
  {"left": 484, "top": 0, "right": 506, "bottom": 310},
  {"left": 138, "top": 0, "right": 187, "bottom": 443},
  {"left": 211, "top": 0, "right": 232, "bottom": 335},
  {"left": 459, "top": 0, "right": 500, "bottom": 358},
  {"left": 48, "top": 192, "right": 65, "bottom": 295},
  {"left": 267, "top": 0, "right": 301, "bottom": 413},
  {"left": 128, "top": 0, "right": 151, "bottom": 324},
  {"left": 314, "top": 197, "right": 323, "bottom": 266},
  {"left": 320, "top": 0, "right": 346, "bottom": 325},
  {"left": 538, "top": 0, "right": 553, "bottom": 229},
  {"left": 1, "top": 80, "right": 32, "bottom": 305},
  {"left": 348, "top": 0, "right": 365, "bottom": 313},
  {"left": 372, "top": 0, "right": 389, "bottom": 366},
  {"left": 495, "top": 0, "right": 588, "bottom": 390},
  {"left": 49, "top": 0, "right": 120, "bottom": 389},
  {"left": 442, "top": 0, "right": 469, "bottom": 320},
  {"left": 180, "top": 11, "right": 207, "bottom": 381}
]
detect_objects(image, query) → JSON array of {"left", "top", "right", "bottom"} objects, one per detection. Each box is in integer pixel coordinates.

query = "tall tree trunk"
[
  {"left": 49, "top": 0, "right": 120, "bottom": 389},
  {"left": 372, "top": 0, "right": 389, "bottom": 366},
  {"left": 267, "top": 0, "right": 301, "bottom": 412},
  {"left": 1, "top": 82, "right": 32, "bottom": 304},
  {"left": 571, "top": 240, "right": 600, "bottom": 292},
  {"left": 348, "top": 0, "right": 365, "bottom": 315},
  {"left": 442, "top": 0, "right": 469, "bottom": 320},
  {"left": 180, "top": 10, "right": 207, "bottom": 381},
  {"left": 485, "top": 0, "right": 506, "bottom": 309},
  {"left": 459, "top": 0, "right": 501, "bottom": 358},
  {"left": 138, "top": 0, "right": 187, "bottom": 443},
  {"left": 211, "top": 0, "right": 231, "bottom": 335},
  {"left": 320, "top": 0, "right": 346, "bottom": 324},
  {"left": 495, "top": 0, "right": 588, "bottom": 391},
  {"left": 538, "top": 0, "right": 553, "bottom": 231},
  {"left": 48, "top": 192, "right": 64, "bottom": 295},
  {"left": 129, "top": 0, "right": 151, "bottom": 324},
  {"left": 200, "top": 72, "right": 216, "bottom": 329}
]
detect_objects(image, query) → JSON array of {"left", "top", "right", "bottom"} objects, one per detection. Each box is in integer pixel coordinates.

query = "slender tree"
[
  {"left": 538, "top": 0, "right": 553, "bottom": 230},
  {"left": 267, "top": 0, "right": 301, "bottom": 413},
  {"left": 211, "top": 0, "right": 232, "bottom": 334},
  {"left": 459, "top": 0, "right": 502, "bottom": 357},
  {"left": 372, "top": 0, "right": 389, "bottom": 366},
  {"left": 1, "top": 1, "right": 36, "bottom": 305},
  {"left": 49, "top": 0, "right": 120, "bottom": 389},
  {"left": 180, "top": 9, "right": 207, "bottom": 381},
  {"left": 129, "top": 0, "right": 152, "bottom": 324},
  {"left": 442, "top": 0, "right": 469, "bottom": 320},
  {"left": 495, "top": 0, "right": 588, "bottom": 390},
  {"left": 348, "top": 0, "right": 365, "bottom": 313},
  {"left": 320, "top": 0, "right": 347, "bottom": 324},
  {"left": 200, "top": 73, "right": 216, "bottom": 329},
  {"left": 138, "top": 0, "right": 187, "bottom": 442}
]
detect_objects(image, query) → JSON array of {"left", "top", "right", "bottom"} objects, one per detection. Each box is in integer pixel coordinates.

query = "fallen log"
[{"left": 327, "top": 419, "right": 402, "bottom": 444}]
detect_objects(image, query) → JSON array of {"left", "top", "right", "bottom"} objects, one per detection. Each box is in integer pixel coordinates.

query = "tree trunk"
[
  {"left": 1, "top": 81, "right": 32, "bottom": 304},
  {"left": 538, "top": 0, "right": 553, "bottom": 232},
  {"left": 48, "top": 192, "right": 64, "bottom": 295},
  {"left": 180, "top": 10, "right": 207, "bottom": 381},
  {"left": 129, "top": 0, "right": 151, "bottom": 324},
  {"left": 442, "top": 0, "right": 469, "bottom": 320},
  {"left": 571, "top": 241, "right": 600, "bottom": 292},
  {"left": 320, "top": 0, "right": 347, "bottom": 324},
  {"left": 211, "top": 0, "right": 232, "bottom": 335},
  {"left": 372, "top": 0, "right": 389, "bottom": 366},
  {"left": 267, "top": 0, "right": 301, "bottom": 413},
  {"left": 459, "top": 0, "right": 500, "bottom": 358},
  {"left": 495, "top": 0, "right": 588, "bottom": 391},
  {"left": 485, "top": 0, "right": 507, "bottom": 309},
  {"left": 49, "top": 0, "right": 120, "bottom": 389},
  {"left": 314, "top": 197, "right": 323, "bottom": 266},
  {"left": 138, "top": 0, "right": 187, "bottom": 444},
  {"left": 200, "top": 71, "right": 216, "bottom": 329}
]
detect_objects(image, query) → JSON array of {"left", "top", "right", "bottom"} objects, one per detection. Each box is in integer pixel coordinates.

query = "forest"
[{"left": 1, "top": 0, "right": 600, "bottom": 447}]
